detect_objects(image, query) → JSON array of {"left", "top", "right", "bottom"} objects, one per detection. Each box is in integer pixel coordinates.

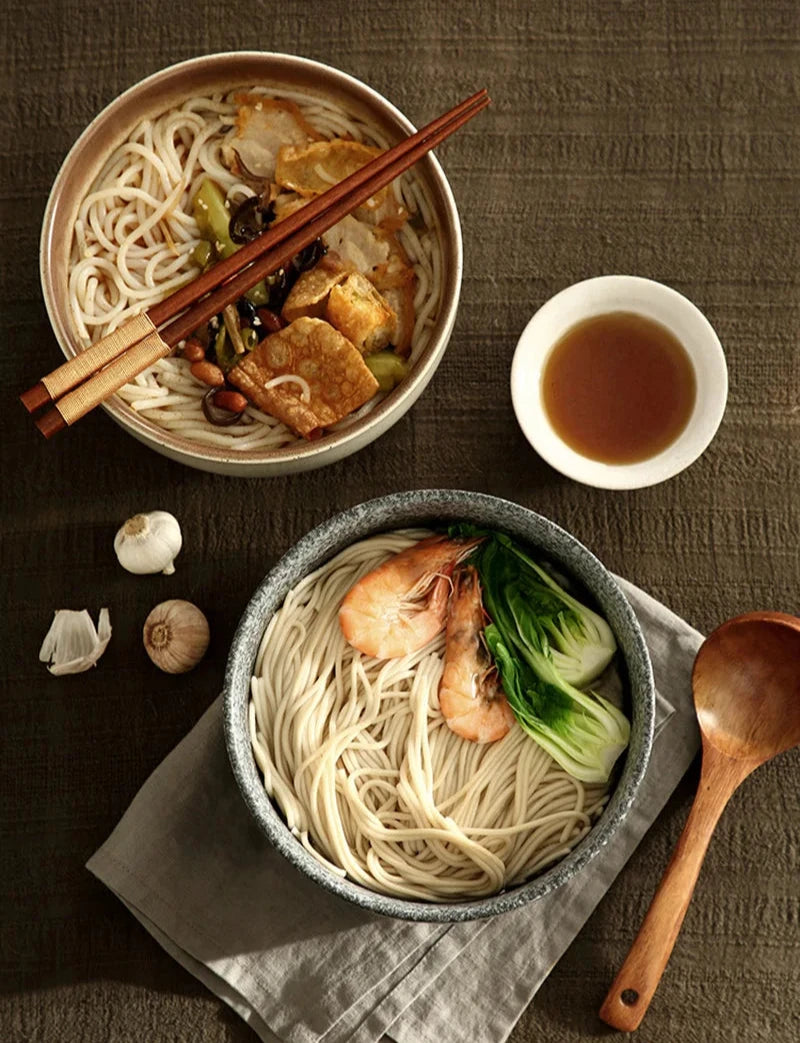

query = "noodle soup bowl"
[
  {"left": 224, "top": 489, "right": 655, "bottom": 921},
  {"left": 39, "top": 52, "right": 462, "bottom": 475}
]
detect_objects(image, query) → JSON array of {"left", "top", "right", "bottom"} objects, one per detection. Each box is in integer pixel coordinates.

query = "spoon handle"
[{"left": 599, "top": 746, "right": 757, "bottom": 1031}]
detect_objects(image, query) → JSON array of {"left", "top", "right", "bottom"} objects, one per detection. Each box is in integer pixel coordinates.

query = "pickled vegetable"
[
  {"left": 190, "top": 240, "right": 213, "bottom": 269},
  {"left": 192, "top": 179, "right": 238, "bottom": 259},
  {"left": 211, "top": 325, "right": 239, "bottom": 372},
  {"left": 365, "top": 351, "right": 409, "bottom": 392},
  {"left": 241, "top": 327, "right": 259, "bottom": 351},
  {"left": 244, "top": 280, "right": 270, "bottom": 306}
]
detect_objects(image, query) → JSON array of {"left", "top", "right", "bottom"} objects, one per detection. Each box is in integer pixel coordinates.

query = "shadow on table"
[
  {"left": 514, "top": 767, "right": 700, "bottom": 1042},
  {"left": 1, "top": 954, "right": 257, "bottom": 1042}
]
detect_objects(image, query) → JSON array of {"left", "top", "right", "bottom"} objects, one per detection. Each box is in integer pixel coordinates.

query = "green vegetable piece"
[
  {"left": 479, "top": 534, "right": 617, "bottom": 687},
  {"left": 244, "top": 280, "right": 270, "bottom": 307},
  {"left": 365, "top": 351, "right": 409, "bottom": 392},
  {"left": 241, "top": 327, "right": 258, "bottom": 352},
  {"left": 190, "top": 240, "right": 213, "bottom": 269},
  {"left": 192, "top": 179, "right": 238, "bottom": 259},
  {"left": 474, "top": 533, "right": 629, "bottom": 783},
  {"left": 211, "top": 325, "right": 238, "bottom": 372},
  {"left": 448, "top": 522, "right": 489, "bottom": 541},
  {"left": 484, "top": 623, "right": 628, "bottom": 783}
]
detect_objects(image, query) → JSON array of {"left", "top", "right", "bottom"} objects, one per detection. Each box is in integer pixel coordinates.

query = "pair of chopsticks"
[{"left": 22, "top": 88, "right": 490, "bottom": 439}]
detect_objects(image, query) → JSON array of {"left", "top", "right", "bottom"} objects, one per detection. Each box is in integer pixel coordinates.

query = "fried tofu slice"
[
  {"left": 275, "top": 139, "right": 408, "bottom": 225},
  {"left": 222, "top": 97, "right": 321, "bottom": 182},
  {"left": 325, "top": 272, "right": 396, "bottom": 355},
  {"left": 367, "top": 246, "right": 418, "bottom": 357},
  {"left": 379, "top": 283, "right": 416, "bottom": 356},
  {"left": 318, "top": 217, "right": 418, "bottom": 355},
  {"left": 276, "top": 139, "right": 380, "bottom": 196},
  {"left": 281, "top": 248, "right": 403, "bottom": 355},
  {"left": 227, "top": 318, "right": 379, "bottom": 439},
  {"left": 271, "top": 191, "right": 310, "bottom": 224},
  {"left": 281, "top": 251, "right": 352, "bottom": 322}
]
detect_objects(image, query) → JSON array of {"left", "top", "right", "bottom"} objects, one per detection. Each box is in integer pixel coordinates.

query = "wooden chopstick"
[
  {"left": 22, "top": 88, "right": 489, "bottom": 434},
  {"left": 158, "top": 91, "right": 489, "bottom": 345},
  {"left": 148, "top": 87, "right": 489, "bottom": 331}
]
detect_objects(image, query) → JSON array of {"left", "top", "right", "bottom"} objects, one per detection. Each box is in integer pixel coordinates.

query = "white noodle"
[
  {"left": 250, "top": 533, "right": 611, "bottom": 902},
  {"left": 264, "top": 374, "right": 311, "bottom": 402}
]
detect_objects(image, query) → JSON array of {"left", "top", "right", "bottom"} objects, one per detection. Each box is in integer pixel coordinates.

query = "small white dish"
[{"left": 510, "top": 275, "right": 728, "bottom": 490}]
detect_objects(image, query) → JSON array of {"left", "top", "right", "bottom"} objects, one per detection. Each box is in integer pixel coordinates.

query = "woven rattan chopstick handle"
[
  {"left": 21, "top": 313, "right": 158, "bottom": 413},
  {"left": 35, "top": 329, "right": 170, "bottom": 438}
]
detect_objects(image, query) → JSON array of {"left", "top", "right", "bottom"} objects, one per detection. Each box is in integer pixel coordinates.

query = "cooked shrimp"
[
  {"left": 438, "top": 566, "right": 515, "bottom": 744},
  {"left": 339, "top": 535, "right": 481, "bottom": 659}
]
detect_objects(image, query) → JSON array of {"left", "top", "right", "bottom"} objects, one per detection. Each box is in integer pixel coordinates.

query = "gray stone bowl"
[{"left": 223, "top": 489, "right": 655, "bottom": 922}]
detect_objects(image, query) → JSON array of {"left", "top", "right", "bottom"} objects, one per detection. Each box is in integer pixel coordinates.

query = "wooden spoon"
[{"left": 599, "top": 611, "right": 800, "bottom": 1031}]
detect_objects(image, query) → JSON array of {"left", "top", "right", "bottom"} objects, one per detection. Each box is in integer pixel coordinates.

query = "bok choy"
[
  {"left": 473, "top": 533, "right": 630, "bottom": 783},
  {"left": 495, "top": 535, "right": 617, "bottom": 687}
]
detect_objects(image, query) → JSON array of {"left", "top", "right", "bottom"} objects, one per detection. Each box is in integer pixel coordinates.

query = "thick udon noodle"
[
  {"left": 249, "top": 531, "right": 611, "bottom": 901},
  {"left": 69, "top": 89, "right": 443, "bottom": 451}
]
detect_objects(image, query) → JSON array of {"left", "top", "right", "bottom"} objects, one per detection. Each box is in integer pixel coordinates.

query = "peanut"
[
  {"left": 190, "top": 360, "right": 224, "bottom": 387},
  {"left": 257, "top": 308, "right": 283, "bottom": 335},
  {"left": 182, "top": 338, "right": 206, "bottom": 363},
  {"left": 213, "top": 390, "right": 248, "bottom": 414}
]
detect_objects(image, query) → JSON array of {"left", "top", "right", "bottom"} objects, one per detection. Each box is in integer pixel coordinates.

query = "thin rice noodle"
[{"left": 249, "top": 531, "right": 611, "bottom": 901}]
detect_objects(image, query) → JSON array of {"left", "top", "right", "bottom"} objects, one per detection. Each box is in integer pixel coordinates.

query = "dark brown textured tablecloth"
[{"left": 2, "top": 2, "right": 799, "bottom": 1041}]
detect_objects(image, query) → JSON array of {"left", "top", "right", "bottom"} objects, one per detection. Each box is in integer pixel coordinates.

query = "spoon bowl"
[
  {"left": 600, "top": 610, "right": 800, "bottom": 1031},
  {"left": 693, "top": 611, "right": 800, "bottom": 761}
]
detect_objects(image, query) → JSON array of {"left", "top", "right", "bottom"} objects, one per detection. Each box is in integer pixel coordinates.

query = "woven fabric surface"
[{"left": 2, "top": 1, "right": 799, "bottom": 1041}]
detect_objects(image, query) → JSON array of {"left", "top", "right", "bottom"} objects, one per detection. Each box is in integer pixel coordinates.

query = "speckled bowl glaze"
[
  {"left": 39, "top": 52, "right": 462, "bottom": 476},
  {"left": 224, "top": 490, "right": 655, "bottom": 921}
]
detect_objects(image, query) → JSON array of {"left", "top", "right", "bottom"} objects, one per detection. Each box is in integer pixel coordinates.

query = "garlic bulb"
[
  {"left": 143, "top": 600, "right": 209, "bottom": 674},
  {"left": 40, "top": 608, "right": 112, "bottom": 675},
  {"left": 114, "top": 511, "right": 182, "bottom": 575}
]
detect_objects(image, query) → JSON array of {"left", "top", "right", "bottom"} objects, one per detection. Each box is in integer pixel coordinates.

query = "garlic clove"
[
  {"left": 143, "top": 599, "right": 209, "bottom": 674},
  {"left": 39, "top": 608, "right": 112, "bottom": 675},
  {"left": 114, "top": 510, "right": 182, "bottom": 576}
]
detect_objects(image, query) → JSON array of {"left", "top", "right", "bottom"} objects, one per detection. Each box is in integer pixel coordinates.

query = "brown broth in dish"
[{"left": 541, "top": 312, "right": 696, "bottom": 464}]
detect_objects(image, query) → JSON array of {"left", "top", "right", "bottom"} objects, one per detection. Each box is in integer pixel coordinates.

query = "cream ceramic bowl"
[
  {"left": 510, "top": 276, "right": 728, "bottom": 490},
  {"left": 39, "top": 53, "right": 463, "bottom": 476}
]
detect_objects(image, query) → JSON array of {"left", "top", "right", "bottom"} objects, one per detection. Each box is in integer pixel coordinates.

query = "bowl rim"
[
  {"left": 222, "top": 488, "right": 655, "bottom": 922},
  {"left": 510, "top": 275, "right": 728, "bottom": 490},
  {"left": 39, "top": 51, "right": 463, "bottom": 474}
]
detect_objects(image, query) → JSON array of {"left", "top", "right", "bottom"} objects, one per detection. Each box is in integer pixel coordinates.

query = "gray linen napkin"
[{"left": 87, "top": 578, "right": 702, "bottom": 1043}]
